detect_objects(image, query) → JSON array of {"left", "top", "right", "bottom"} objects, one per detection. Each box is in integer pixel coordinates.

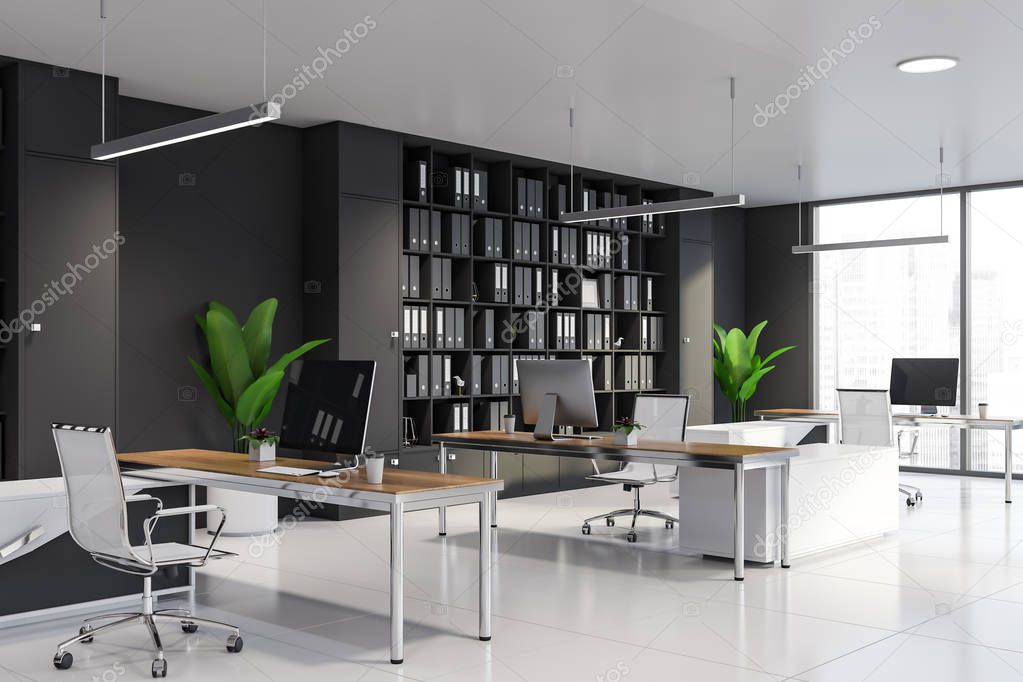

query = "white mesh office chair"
[
  {"left": 836, "top": 389, "right": 922, "bottom": 507},
  {"left": 50, "top": 423, "right": 242, "bottom": 678},
  {"left": 581, "top": 395, "right": 689, "bottom": 542}
]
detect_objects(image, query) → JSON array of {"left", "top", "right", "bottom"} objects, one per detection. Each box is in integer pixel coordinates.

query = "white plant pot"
[
  {"left": 248, "top": 442, "right": 277, "bottom": 462},
  {"left": 614, "top": 431, "right": 639, "bottom": 446},
  {"left": 366, "top": 457, "right": 385, "bottom": 485}
]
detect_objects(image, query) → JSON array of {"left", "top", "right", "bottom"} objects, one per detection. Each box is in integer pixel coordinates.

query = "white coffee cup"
[
  {"left": 366, "top": 456, "right": 384, "bottom": 484},
  {"left": 978, "top": 403, "right": 989, "bottom": 419},
  {"left": 503, "top": 415, "right": 516, "bottom": 434}
]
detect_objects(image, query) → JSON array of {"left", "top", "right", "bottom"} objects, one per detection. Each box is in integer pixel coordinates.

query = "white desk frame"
[
  {"left": 120, "top": 465, "right": 502, "bottom": 665},
  {"left": 756, "top": 411, "right": 1023, "bottom": 503}
]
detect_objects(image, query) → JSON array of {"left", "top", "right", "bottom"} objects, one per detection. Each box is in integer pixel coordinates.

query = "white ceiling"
[{"left": 0, "top": 0, "right": 1020, "bottom": 206}]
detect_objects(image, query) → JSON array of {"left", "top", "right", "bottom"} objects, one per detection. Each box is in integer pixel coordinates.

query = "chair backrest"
[
  {"left": 633, "top": 394, "right": 690, "bottom": 478},
  {"left": 52, "top": 423, "right": 136, "bottom": 563},
  {"left": 836, "top": 389, "right": 893, "bottom": 447}
]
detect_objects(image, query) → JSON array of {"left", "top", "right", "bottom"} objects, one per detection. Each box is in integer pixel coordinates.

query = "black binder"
[
  {"left": 432, "top": 355, "right": 443, "bottom": 396},
  {"left": 494, "top": 219, "right": 503, "bottom": 257},
  {"left": 430, "top": 210, "right": 441, "bottom": 253},
  {"left": 531, "top": 223, "right": 540, "bottom": 261},
  {"left": 474, "top": 169, "right": 488, "bottom": 211},
  {"left": 435, "top": 307, "right": 445, "bottom": 348},
  {"left": 516, "top": 177, "right": 527, "bottom": 216},
  {"left": 441, "top": 258, "right": 452, "bottom": 300},
  {"left": 455, "top": 308, "right": 465, "bottom": 348},
  {"left": 472, "top": 355, "right": 482, "bottom": 394},
  {"left": 445, "top": 307, "right": 455, "bottom": 348},
  {"left": 419, "top": 355, "right": 429, "bottom": 396},
  {"left": 419, "top": 208, "right": 430, "bottom": 253},
  {"left": 406, "top": 160, "right": 427, "bottom": 201},
  {"left": 408, "top": 255, "right": 420, "bottom": 298},
  {"left": 406, "top": 208, "right": 420, "bottom": 250},
  {"left": 431, "top": 258, "right": 443, "bottom": 298}
]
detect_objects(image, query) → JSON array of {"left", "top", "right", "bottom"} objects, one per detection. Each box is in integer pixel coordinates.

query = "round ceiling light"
[{"left": 897, "top": 56, "right": 958, "bottom": 74}]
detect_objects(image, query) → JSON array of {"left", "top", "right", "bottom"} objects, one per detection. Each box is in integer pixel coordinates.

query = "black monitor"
[
  {"left": 889, "top": 358, "right": 959, "bottom": 414},
  {"left": 279, "top": 360, "right": 376, "bottom": 462}
]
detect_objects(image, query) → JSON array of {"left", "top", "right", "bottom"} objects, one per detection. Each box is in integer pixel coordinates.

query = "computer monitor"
[
  {"left": 279, "top": 360, "right": 376, "bottom": 462},
  {"left": 517, "top": 359, "right": 599, "bottom": 441},
  {"left": 889, "top": 358, "right": 959, "bottom": 414}
]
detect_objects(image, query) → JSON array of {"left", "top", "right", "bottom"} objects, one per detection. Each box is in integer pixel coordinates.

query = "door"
[
  {"left": 338, "top": 195, "right": 400, "bottom": 453},
  {"left": 680, "top": 241, "right": 713, "bottom": 426},
  {"left": 22, "top": 155, "right": 117, "bottom": 478}
]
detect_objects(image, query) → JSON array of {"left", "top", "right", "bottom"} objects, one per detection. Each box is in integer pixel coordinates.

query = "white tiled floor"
[{"left": 7, "top": 473, "right": 1023, "bottom": 680}]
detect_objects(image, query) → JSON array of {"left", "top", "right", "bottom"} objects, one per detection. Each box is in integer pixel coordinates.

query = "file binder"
[
  {"left": 406, "top": 208, "right": 420, "bottom": 250},
  {"left": 406, "top": 160, "right": 427, "bottom": 201},
  {"left": 408, "top": 255, "right": 420, "bottom": 297},
  {"left": 474, "top": 169, "right": 488, "bottom": 210},
  {"left": 516, "top": 177, "right": 527, "bottom": 216},
  {"left": 401, "top": 256, "right": 408, "bottom": 297},
  {"left": 435, "top": 308, "right": 445, "bottom": 348},
  {"left": 472, "top": 355, "right": 482, "bottom": 394},
  {"left": 419, "top": 307, "right": 428, "bottom": 347},
  {"left": 551, "top": 226, "right": 559, "bottom": 263},
  {"left": 646, "top": 277, "right": 654, "bottom": 311},
  {"left": 441, "top": 258, "right": 452, "bottom": 300},
  {"left": 403, "top": 306, "right": 412, "bottom": 347},
  {"left": 443, "top": 355, "right": 452, "bottom": 395},
  {"left": 556, "top": 313, "right": 564, "bottom": 349},
  {"left": 494, "top": 219, "right": 503, "bottom": 257},
  {"left": 445, "top": 307, "right": 455, "bottom": 348},
  {"left": 619, "top": 235, "right": 629, "bottom": 270},
  {"left": 419, "top": 355, "right": 429, "bottom": 396},
  {"left": 431, "top": 210, "right": 441, "bottom": 253},
  {"left": 432, "top": 355, "right": 443, "bottom": 396},
  {"left": 455, "top": 308, "right": 464, "bottom": 348},
  {"left": 603, "top": 314, "right": 611, "bottom": 349}
]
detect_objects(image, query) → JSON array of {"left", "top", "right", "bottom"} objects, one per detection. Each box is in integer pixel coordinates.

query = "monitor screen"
[
  {"left": 889, "top": 358, "right": 959, "bottom": 407},
  {"left": 278, "top": 360, "right": 376, "bottom": 457}
]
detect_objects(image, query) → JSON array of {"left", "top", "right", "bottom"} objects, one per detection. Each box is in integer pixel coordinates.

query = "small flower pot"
[
  {"left": 248, "top": 441, "right": 277, "bottom": 462},
  {"left": 365, "top": 456, "right": 385, "bottom": 485},
  {"left": 614, "top": 431, "right": 639, "bottom": 446}
]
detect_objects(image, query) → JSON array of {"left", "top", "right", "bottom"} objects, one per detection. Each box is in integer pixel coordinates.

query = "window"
[{"left": 814, "top": 194, "right": 961, "bottom": 469}]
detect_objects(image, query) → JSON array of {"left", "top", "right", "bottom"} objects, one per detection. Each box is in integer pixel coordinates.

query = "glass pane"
[
  {"left": 815, "top": 194, "right": 961, "bottom": 470},
  {"left": 969, "top": 187, "right": 1023, "bottom": 473}
]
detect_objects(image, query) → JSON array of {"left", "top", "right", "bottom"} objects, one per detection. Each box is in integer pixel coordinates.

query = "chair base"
[
  {"left": 900, "top": 483, "right": 923, "bottom": 507},
  {"left": 581, "top": 484, "right": 678, "bottom": 542},
  {"left": 53, "top": 577, "right": 241, "bottom": 676}
]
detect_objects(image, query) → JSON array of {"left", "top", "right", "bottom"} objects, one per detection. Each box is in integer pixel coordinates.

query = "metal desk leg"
[
  {"left": 479, "top": 492, "right": 493, "bottom": 641},
  {"left": 489, "top": 451, "right": 498, "bottom": 527},
  {"left": 734, "top": 463, "right": 744, "bottom": 581},
  {"left": 780, "top": 460, "right": 790, "bottom": 568},
  {"left": 438, "top": 443, "right": 448, "bottom": 536},
  {"left": 1007, "top": 426, "right": 1014, "bottom": 504},
  {"left": 390, "top": 500, "right": 405, "bottom": 664}
]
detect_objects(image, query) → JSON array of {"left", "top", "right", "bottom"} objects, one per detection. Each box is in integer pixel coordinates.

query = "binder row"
[
  {"left": 640, "top": 199, "right": 663, "bottom": 234},
  {"left": 585, "top": 354, "right": 613, "bottom": 391},
  {"left": 479, "top": 263, "right": 509, "bottom": 303},
  {"left": 618, "top": 355, "right": 655, "bottom": 391},
  {"left": 616, "top": 275, "right": 640, "bottom": 311},
  {"left": 512, "top": 311, "right": 546, "bottom": 350},
  {"left": 402, "top": 305, "right": 429, "bottom": 348},
  {"left": 585, "top": 231, "right": 613, "bottom": 269},
  {"left": 512, "top": 354, "right": 543, "bottom": 393},
  {"left": 477, "top": 355, "right": 509, "bottom": 395},
  {"left": 513, "top": 266, "right": 544, "bottom": 306},
  {"left": 476, "top": 217, "right": 504, "bottom": 258},
  {"left": 640, "top": 315, "right": 664, "bottom": 351},
  {"left": 442, "top": 214, "right": 471, "bottom": 255},
  {"left": 404, "top": 355, "right": 429, "bottom": 397},
  {"left": 584, "top": 313, "right": 612, "bottom": 350},
  {"left": 482, "top": 400, "right": 510, "bottom": 430},
  {"left": 401, "top": 254, "right": 421, "bottom": 298},
  {"left": 473, "top": 169, "right": 488, "bottom": 211},
  {"left": 431, "top": 257, "right": 454, "bottom": 300},
  {"left": 435, "top": 307, "right": 466, "bottom": 349},
  {"left": 554, "top": 312, "right": 577, "bottom": 350},
  {"left": 405, "top": 207, "right": 440, "bottom": 253},
  {"left": 550, "top": 226, "right": 578, "bottom": 265},
  {"left": 515, "top": 177, "right": 545, "bottom": 218},
  {"left": 437, "top": 166, "right": 473, "bottom": 208},
  {"left": 473, "top": 308, "right": 495, "bottom": 349},
  {"left": 584, "top": 273, "right": 613, "bottom": 310},
  {"left": 609, "top": 191, "right": 628, "bottom": 231},
  {"left": 512, "top": 221, "right": 541, "bottom": 262},
  {"left": 431, "top": 354, "right": 456, "bottom": 396},
  {"left": 436, "top": 402, "right": 471, "bottom": 433}
]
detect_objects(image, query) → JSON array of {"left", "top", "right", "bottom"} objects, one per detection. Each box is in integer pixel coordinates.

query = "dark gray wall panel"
[
  {"left": 116, "top": 96, "right": 302, "bottom": 453},
  {"left": 745, "top": 204, "right": 811, "bottom": 411},
  {"left": 21, "top": 61, "right": 117, "bottom": 159},
  {"left": 680, "top": 241, "right": 714, "bottom": 425},
  {"left": 340, "top": 123, "right": 399, "bottom": 200},
  {"left": 711, "top": 208, "right": 747, "bottom": 422}
]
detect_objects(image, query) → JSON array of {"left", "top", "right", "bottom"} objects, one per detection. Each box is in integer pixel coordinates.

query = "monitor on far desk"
[
  {"left": 517, "top": 359, "right": 600, "bottom": 441},
  {"left": 889, "top": 358, "right": 959, "bottom": 415}
]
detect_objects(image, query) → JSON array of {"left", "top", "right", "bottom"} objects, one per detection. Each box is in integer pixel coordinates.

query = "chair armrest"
[
  {"left": 126, "top": 494, "right": 162, "bottom": 512},
  {"left": 153, "top": 504, "right": 220, "bottom": 517}
]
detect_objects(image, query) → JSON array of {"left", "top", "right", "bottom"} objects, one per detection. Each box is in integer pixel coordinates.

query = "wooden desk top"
[
  {"left": 117, "top": 450, "right": 502, "bottom": 496},
  {"left": 433, "top": 431, "right": 794, "bottom": 460}
]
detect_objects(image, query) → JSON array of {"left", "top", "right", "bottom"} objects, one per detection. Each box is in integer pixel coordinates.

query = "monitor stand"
[
  {"left": 921, "top": 405, "right": 937, "bottom": 415},
  {"left": 532, "top": 393, "right": 601, "bottom": 441}
]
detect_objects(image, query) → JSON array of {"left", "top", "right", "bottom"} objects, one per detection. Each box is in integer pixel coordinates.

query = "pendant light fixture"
[
  {"left": 791, "top": 146, "right": 949, "bottom": 254},
  {"left": 90, "top": 0, "right": 281, "bottom": 161},
  {"left": 561, "top": 76, "right": 745, "bottom": 224}
]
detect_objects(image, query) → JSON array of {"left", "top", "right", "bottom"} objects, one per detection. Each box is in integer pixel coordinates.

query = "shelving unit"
[{"left": 399, "top": 141, "right": 686, "bottom": 453}]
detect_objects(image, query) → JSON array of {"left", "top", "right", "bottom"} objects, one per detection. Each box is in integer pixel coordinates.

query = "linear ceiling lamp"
[
  {"left": 791, "top": 147, "right": 950, "bottom": 254},
  {"left": 561, "top": 76, "right": 746, "bottom": 224},
  {"left": 90, "top": 0, "right": 279, "bottom": 161}
]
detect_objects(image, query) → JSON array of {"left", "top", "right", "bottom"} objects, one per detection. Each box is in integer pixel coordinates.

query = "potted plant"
[
  {"left": 712, "top": 320, "right": 795, "bottom": 422},
  {"left": 612, "top": 417, "right": 644, "bottom": 446},
  {"left": 239, "top": 427, "right": 279, "bottom": 462},
  {"left": 188, "top": 298, "right": 329, "bottom": 535}
]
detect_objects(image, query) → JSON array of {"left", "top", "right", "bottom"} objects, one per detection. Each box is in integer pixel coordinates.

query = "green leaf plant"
[
  {"left": 188, "top": 298, "right": 329, "bottom": 451},
  {"left": 712, "top": 320, "right": 795, "bottom": 422}
]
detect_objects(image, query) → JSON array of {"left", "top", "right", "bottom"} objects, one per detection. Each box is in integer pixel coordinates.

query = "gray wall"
[
  {"left": 711, "top": 207, "right": 747, "bottom": 422},
  {"left": 116, "top": 96, "right": 303, "bottom": 452},
  {"left": 744, "top": 203, "right": 812, "bottom": 411}
]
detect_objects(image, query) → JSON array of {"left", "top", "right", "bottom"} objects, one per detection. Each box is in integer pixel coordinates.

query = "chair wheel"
[
  {"left": 181, "top": 622, "right": 198, "bottom": 634},
  {"left": 915, "top": 492, "right": 923, "bottom": 501},
  {"left": 227, "top": 634, "right": 244, "bottom": 653},
  {"left": 151, "top": 659, "right": 167, "bottom": 678},
  {"left": 581, "top": 524, "right": 591, "bottom": 535},
  {"left": 606, "top": 518, "right": 615, "bottom": 527},
  {"left": 906, "top": 497, "right": 916, "bottom": 507},
  {"left": 53, "top": 652, "right": 73, "bottom": 670},
  {"left": 626, "top": 532, "right": 637, "bottom": 543},
  {"left": 665, "top": 520, "right": 674, "bottom": 529},
  {"left": 79, "top": 626, "right": 94, "bottom": 643}
]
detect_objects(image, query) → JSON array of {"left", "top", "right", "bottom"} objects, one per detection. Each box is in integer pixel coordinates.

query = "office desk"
[
  {"left": 432, "top": 431, "right": 798, "bottom": 580},
  {"left": 117, "top": 449, "right": 504, "bottom": 665},
  {"left": 755, "top": 409, "right": 1023, "bottom": 503}
]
